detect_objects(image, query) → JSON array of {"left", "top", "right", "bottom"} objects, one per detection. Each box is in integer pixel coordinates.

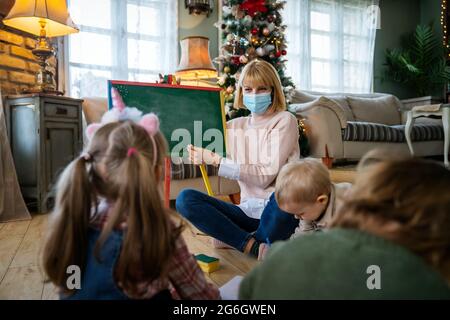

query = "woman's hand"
[{"left": 187, "top": 144, "right": 222, "bottom": 166}]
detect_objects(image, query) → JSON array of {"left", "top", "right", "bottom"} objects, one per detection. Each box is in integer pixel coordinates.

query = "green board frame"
[{"left": 108, "top": 80, "right": 227, "bottom": 158}]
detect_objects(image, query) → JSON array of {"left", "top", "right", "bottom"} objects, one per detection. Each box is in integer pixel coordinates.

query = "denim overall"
[{"left": 61, "top": 228, "right": 171, "bottom": 300}]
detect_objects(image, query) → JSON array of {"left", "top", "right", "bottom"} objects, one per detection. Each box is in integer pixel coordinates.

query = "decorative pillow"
[
  {"left": 290, "top": 90, "right": 318, "bottom": 104},
  {"left": 326, "top": 96, "right": 355, "bottom": 121},
  {"left": 290, "top": 90, "right": 355, "bottom": 121},
  {"left": 289, "top": 96, "right": 348, "bottom": 128},
  {"left": 81, "top": 97, "right": 108, "bottom": 124},
  {"left": 347, "top": 96, "right": 401, "bottom": 125}
]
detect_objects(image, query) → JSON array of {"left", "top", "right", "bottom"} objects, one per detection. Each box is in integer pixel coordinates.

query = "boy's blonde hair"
[
  {"left": 275, "top": 159, "right": 331, "bottom": 205},
  {"left": 234, "top": 59, "right": 286, "bottom": 113}
]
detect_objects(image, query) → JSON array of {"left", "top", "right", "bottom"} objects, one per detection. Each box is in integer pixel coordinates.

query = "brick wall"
[{"left": 0, "top": 28, "right": 57, "bottom": 95}]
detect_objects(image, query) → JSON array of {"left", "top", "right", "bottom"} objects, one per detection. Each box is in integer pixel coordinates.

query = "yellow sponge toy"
[{"left": 195, "top": 254, "right": 220, "bottom": 273}]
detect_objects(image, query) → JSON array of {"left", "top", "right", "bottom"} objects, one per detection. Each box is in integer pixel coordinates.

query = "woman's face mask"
[{"left": 242, "top": 84, "right": 272, "bottom": 114}]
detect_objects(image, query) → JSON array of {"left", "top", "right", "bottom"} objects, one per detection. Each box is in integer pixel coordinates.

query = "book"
[{"left": 219, "top": 276, "right": 243, "bottom": 300}]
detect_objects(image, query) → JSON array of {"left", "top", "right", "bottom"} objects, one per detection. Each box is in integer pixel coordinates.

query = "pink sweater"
[{"left": 221, "top": 111, "right": 300, "bottom": 202}]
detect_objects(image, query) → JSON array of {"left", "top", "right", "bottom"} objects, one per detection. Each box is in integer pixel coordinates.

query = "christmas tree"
[{"left": 215, "top": 0, "right": 295, "bottom": 119}]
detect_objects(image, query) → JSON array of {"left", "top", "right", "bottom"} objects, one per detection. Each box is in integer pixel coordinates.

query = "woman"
[
  {"left": 239, "top": 158, "right": 450, "bottom": 299},
  {"left": 176, "top": 60, "right": 300, "bottom": 258}
]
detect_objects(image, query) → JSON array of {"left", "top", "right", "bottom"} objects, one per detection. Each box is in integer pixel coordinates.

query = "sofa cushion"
[
  {"left": 290, "top": 97, "right": 348, "bottom": 128},
  {"left": 327, "top": 97, "right": 355, "bottom": 121},
  {"left": 290, "top": 91, "right": 355, "bottom": 121},
  {"left": 343, "top": 121, "right": 444, "bottom": 142},
  {"left": 347, "top": 96, "right": 401, "bottom": 125}
]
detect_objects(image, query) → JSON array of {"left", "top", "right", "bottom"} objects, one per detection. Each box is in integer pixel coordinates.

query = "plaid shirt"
[{"left": 90, "top": 200, "right": 220, "bottom": 300}]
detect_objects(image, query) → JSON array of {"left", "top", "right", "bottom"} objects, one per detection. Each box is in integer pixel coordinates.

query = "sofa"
[
  {"left": 81, "top": 97, "right": 240, "bottom": 200},
  {"left": 289, "top": 90, "right": 446, "bottom": 161}
]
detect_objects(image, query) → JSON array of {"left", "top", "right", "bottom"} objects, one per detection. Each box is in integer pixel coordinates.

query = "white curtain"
[
  {"left": 65, "top": 0, "right": 178, "bottom": 98},
  {"left": 284, "top": 0, "right": 379, "bottom": 93}
]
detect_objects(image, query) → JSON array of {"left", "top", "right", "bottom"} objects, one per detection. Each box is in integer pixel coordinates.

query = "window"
[
  {"left": 284, "top": 0, "right": 379, "bottom": 93},
  {"left": 66, "top": 0, "right": 177, "bottom": 98}
]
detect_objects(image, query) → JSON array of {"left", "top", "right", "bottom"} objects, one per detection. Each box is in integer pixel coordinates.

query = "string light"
[{"left": 442, "top": 0, "right": 450, "bottom": 57}]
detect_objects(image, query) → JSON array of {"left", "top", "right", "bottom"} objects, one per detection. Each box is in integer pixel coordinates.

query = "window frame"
[{"left": 64, "top": 0, "right": 175, "bottom": 97}]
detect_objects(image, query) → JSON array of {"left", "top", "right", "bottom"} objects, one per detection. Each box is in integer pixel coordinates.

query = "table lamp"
[
  {"left": 176, "top": 36, "right": 217, "bottom": 86},
  {"left": 3, "top": 0, "right": 79, "bottom": 94}
]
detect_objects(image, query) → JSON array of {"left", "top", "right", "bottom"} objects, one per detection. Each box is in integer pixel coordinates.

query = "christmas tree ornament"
[
  {"left": 226, "top": 33, "right": 235, "bottom": 42},
  {"left": 226, "top": 86, "right": 235, "bottom": 94},
  {"left": 243, "top": 15, "right": 253, "bottom": 26},
  {"left": 239, "top": 55, "right": 249, "bottom": 64},
  {"left": 256, "top": 47, "right": 266, "bottom": 56},
  {"left": 246, "top": 47, "right": 257, "bottom": 59},
  {"left": 267, "top": 22, "right": 275, "bottom": 32},
  {"left": 251, "top": 27, "right": 259, "bottom": 35},
  {"left": 268, "top": 16, "right": 274, "bottom": 23},
  {"left": 264, "top": 44, "right": 275, "bottom": 52},
  {"left": 239, "top": 37, "right": 249, "bottom": 46},
  {"left": 231, "top": 5, "right": 245, "bottom": 19},
  {"left": 217, "top": 75, "right": 227, "bottom": 86},
  {"left": 224, "top": 66, "right": 231, "bottom": 74},
  {"left": 281, "top": 49, "right": 287, "bottom": 55},
  {"left": 231, "top": 56, "right": 241, "bottom": 65},
  {"left": 262, "top": 27, "right": 270, "bottom": 36},
  {"left": 240, "top": 0, "right": 268, "bottom": 17},
  {"left": 275, "top": 51, "right": 281, "bottom": 57},
  {"left": 223, "top": 6, "right": 232, "bottom": 16}
]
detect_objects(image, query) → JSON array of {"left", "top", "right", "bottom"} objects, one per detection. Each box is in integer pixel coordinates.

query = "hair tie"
[
  {"left": 127, "top": 147, "right": 138, "bottom": 158},
  {"left": 81, "top": 152, "right": 92, "bottom": 162}
]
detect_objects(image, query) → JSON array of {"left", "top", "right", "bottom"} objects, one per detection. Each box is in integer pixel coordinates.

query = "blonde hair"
[
  {"left": 275, "top": 159, "right": 331, "bottom": 205},
  {"left": 43, "top": 121, "right": 183, "bottom": 296},
  {"left": 331, "top": 158, "right": 450, "bottom": 283},
  {"left": 234, "top": 59, "right": 286, "bottom": 113}
]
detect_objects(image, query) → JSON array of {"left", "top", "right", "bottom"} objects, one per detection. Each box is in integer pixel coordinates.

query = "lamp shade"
[
  {"left": 3, "top": 0, "right": 79, "bottom": 37},
  {"left": 176, "top": 36, "right": 217, "bottom": 80}
]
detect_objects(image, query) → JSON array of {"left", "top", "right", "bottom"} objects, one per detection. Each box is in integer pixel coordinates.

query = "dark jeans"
[{"left": 175, "top": 189, "right": 298, "bottom": 252}]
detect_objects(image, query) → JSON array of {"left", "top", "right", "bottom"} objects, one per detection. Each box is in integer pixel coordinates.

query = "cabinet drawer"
[{"left": 44, "top": 103, "right": 79, "bottom": 119}]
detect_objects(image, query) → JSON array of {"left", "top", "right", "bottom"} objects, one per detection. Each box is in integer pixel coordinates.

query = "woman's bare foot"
[{"left": 257, "top": 243, "right": 270, "bottom": 261}]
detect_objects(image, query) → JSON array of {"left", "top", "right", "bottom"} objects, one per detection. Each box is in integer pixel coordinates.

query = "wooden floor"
[
  {"left": 0, "top": 168, "right": 355, "bottom": 300},
  {"left": 0, "top": 213, "right": 258, "bottom": 300}
]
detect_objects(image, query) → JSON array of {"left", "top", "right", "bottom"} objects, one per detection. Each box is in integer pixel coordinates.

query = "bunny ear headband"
[
  {"left": 85, "top": 87, "right": 160, "bottom": 141},
  {"left": 85, "top": 87, "right": 160, "bottom": 165}
]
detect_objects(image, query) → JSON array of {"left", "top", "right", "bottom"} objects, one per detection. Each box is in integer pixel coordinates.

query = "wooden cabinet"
[{"left": 4, "top": 94, "right": 83, "bottom": 213}]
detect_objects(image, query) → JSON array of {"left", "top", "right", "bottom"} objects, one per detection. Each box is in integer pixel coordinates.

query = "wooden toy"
[{"left": 195, "top": 254, "right": 220, "bottom": 273}]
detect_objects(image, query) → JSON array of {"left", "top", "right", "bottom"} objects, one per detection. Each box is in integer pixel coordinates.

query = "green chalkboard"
[{"left": 108, "top": 80, "right": 226, "bottom": 158}]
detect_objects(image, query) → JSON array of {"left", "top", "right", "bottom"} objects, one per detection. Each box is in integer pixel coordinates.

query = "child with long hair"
[{"left": 43, "top": 102, "right": 219, "bottom": 299}]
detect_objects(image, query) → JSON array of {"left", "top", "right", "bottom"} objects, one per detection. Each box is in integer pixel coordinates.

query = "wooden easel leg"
[
  {"left": 164, "top": 157, "right": 171, "bottom": 208},
  {"left": 229, "top": 192, "right": 240, "bottom": 205}
]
